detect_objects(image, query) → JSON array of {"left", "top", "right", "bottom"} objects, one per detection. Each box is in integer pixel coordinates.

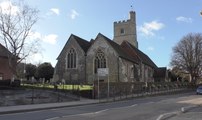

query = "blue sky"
[{"left": 1, "top": 0, "right": 202, "bottom": 68}]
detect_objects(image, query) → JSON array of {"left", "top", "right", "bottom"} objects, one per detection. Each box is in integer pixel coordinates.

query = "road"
[{"left": 0, "top": 92, "right": 201, "bottom": 120}]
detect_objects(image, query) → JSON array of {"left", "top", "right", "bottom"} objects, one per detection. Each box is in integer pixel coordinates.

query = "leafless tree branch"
[
  {"left": 0, "top": 0, "right": 39, "bottom": 77},
  {"left": 170, "top": 33, "right": 202, "bottom": 83}
]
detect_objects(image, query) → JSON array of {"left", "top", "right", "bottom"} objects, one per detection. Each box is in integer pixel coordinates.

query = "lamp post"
[{"left": 200, "top": 10, "right": 202, "bottom": 16}]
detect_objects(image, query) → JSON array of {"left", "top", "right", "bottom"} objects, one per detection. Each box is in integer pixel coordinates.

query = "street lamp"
[{"left": 200, "top": 10, "right": 202, "bottom": 16}]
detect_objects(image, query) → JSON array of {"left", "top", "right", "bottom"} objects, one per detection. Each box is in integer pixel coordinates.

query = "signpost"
[{"left": 97, "top": 68, "right": 109, "bottom": 101}]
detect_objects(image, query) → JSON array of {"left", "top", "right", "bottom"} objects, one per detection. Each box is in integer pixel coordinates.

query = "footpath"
[{"left": 0, "top": 99, "right": 99, "bottom": 115}]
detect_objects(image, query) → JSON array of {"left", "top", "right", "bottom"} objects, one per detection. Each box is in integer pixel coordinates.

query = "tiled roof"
[
  {"left": 57, "top": 33, "right": 157, "bottom": 69},
  {"left": 121, "top": 41, "right": 157, "bottom": 68},
  {"left": 73, "top": 34, "right": 91, "bottom": 53},
  {"left": 153, "top": 67, "right": 167, "bottom": 78},
  {"left": 98, "top": 33, "right": 138, "bottom": 63},
  {"left": 57, "top": 34, "right": 91, "bottom": 60},
  {"left": 121, "top": 41, "right": 140, "bottom": 63}
]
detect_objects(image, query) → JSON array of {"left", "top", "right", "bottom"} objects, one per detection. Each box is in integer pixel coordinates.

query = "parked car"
[{"left": 196, "top": 86, "right": 202, "bottom": 95}]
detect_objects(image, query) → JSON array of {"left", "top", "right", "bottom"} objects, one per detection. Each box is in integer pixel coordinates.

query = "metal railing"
[{"left": 93, "top": 82, "right": 196, "bottom": 102}]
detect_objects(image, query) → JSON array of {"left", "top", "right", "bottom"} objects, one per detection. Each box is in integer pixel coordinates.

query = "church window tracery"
[
  {"left": 66, "top": 48, "right": 76, "bottom": 69},
  {"left": 94, "top": 49, "right": 106, "bottom": 73}
]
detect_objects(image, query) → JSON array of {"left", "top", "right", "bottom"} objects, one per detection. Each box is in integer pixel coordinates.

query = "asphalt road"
[{"left": 0, "top": 92, "right": 201, "bottom": 120}]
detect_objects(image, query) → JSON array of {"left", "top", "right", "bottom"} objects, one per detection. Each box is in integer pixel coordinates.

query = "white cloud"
[
  {"left": 50, "top": 8, "right": 60, "bottom": 15},
  {"left": 138, "top": 21, "right": 165, "bottom": 36},
  {"left": 0, "top": 1, "right": 19, "bottom": 15},
  {"left": 29, "top": 53, "right": 44, "bottom": 64},
  {"left": 70, "top": 9, "right": 79, "bottom": 19},
  {"left": 176, "top": 16, "right": 193, "bottom": 23},
  {"left": 43, "top": 34, "right": 58, "bottom": 45},
  {"left": 29, "top": 32, "right": 58, "bottom": 45},
  {"left": 147, "top": 46, "right": 154, "bottom": 51},
  {"left": 29, "top": 31, "right": 41, "bottom": 40}
]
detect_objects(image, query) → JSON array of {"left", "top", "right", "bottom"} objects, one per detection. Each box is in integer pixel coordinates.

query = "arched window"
[
  {"left": 66, "top": 48, "right": 76, "bottom": 69},
  {"left": 94, "top": 49, "right": 106, "bottom": 73}
]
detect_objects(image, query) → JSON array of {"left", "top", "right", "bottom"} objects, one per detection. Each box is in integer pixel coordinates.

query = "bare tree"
[
  {"left": 0, "top": 0, "right": 39, "bottom": 78},
  {"left": 170, "top": 33, "right": 202, "bottom": 83}
]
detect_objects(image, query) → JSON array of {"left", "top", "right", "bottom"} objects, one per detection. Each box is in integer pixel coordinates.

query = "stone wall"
[
  {"left": 119, "top": 58, "right": 137, "bottom": 82},
  {"left": 86, "top": 37, "right": 119, "bottom": 84}
]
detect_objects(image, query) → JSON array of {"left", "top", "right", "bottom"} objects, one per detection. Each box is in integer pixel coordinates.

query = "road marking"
[
  {"left": 62, "top": 109, "right": 109, "bottom": 118},
  {"left": 98, "top": 104, "right": 138, "bottom": 111},
  {"left": 62, "top": 112, "right": 93, "bottom": 118},
  {"left": 24, "top": 110, "right": 44, "bottom": 114},
  {"left": 147, "top": 101, "right": 155, "bottom": 104},
  {"left": 131, "top": 104, "right": 138, "bottom": 107},
  {"left": 61, "top": 104, "right": 138, "bottom": 118},
  {"left": 156, "top": 111, "right": 178, "bottom": 120},
  {"left": 95, "top": 109, "right": 108, "bottom": 114},
  {"left": 45, "top": 117, "right": 60, "bottom": 120}
]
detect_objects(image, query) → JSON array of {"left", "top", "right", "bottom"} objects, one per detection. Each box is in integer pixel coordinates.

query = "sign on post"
[{"left": 98, "top": 68, "right": 109, "bottom": 76}]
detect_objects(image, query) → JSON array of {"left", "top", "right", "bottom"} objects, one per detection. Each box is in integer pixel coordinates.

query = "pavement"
[{"left": 0, "top": 98, "right": 99, "bottom": 115}]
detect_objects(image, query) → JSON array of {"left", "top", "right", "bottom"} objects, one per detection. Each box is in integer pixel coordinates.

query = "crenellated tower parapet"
[
  {"left": 114, "top": 20, "right": 130, "bottom": 24},
  {"left": 113, "top": 11, "right": 138, "bottom": 48}
]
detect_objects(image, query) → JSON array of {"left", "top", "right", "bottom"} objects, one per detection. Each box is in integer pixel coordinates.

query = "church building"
[{"left": 54, "top": 11, "right": 158, "bottom": 84}]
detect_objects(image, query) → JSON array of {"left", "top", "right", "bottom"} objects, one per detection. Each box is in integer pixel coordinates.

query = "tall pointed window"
[
  {"left": 94, "top": 49, "right": 106, "bottom": 73},
  {"left": 66, "top": 48, "right": 76, "bottom": 69}
]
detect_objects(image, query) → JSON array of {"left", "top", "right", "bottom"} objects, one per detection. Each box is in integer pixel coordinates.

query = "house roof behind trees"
[
  {"left": 0, "top": 43, "right": 12, "bottom": 58},
  {"left": 153, "top": 67, "right": 167, "bottom": 78}
]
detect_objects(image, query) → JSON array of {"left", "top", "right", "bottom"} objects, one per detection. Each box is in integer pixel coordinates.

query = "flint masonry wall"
[
  {"left": 113, "top": 11, "right": 138, "bottom": 48},
  {"left": 86, "top": 36, "right": 135, "bottom": 84},
  {"left": 55, "top": 37, "right": 86, "bottom": 84}
]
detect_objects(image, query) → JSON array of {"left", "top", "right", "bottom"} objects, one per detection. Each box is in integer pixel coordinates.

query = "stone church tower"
[{"left": 113, "top": 11, "right": 138, "bottom": 48}]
